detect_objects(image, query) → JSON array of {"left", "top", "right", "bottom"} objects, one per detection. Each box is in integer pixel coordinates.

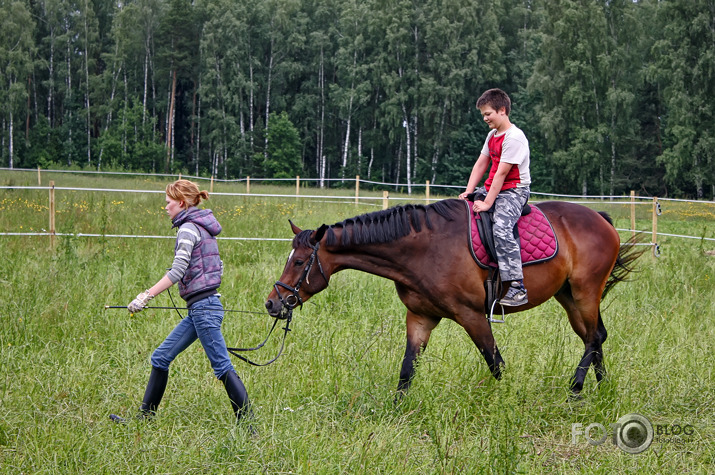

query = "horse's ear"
[
  {"left": 289, "top": 219, "right": 302, "bottom": 235},
  {"left": 311, "top": 224, "right": 328, "bottom": 244}
]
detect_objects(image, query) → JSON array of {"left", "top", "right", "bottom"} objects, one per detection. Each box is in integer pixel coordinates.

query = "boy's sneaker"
[{"left": 500, "top": 283, "right": 528, "bottom": 307}]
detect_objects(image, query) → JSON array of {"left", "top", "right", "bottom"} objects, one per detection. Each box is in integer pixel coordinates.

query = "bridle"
[
  {"left": 272, "top": 241, "right": 328, "bottom": 318},
  {"left": 229, "top": 241, "right": 327, "bottom": 366},
  {"left": 156, "top": 242, "right": 328, "bottom": 367}
]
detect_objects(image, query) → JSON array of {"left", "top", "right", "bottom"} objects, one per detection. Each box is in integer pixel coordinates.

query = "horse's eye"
[{"left": 294, "top": 260, "right": 304, "bottom": 266}]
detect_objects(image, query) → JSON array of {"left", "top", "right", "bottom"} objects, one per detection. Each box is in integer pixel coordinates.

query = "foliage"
[
  {"left": 263, "top": 111, "right": 303, "bottom": 178},
  {"left": 649, "top": 0, "right": 715, "bottom": 199},
  {"left": 0, "top": 0, "right": 713, "bottom": 198}
]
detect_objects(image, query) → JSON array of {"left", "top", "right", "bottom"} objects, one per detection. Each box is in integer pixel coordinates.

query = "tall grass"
[{"left": 0, "top": 172, "right": 713, "bottom": 473}]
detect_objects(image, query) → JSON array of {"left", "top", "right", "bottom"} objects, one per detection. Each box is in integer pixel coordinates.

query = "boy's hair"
[
  {"left": 166, "top": 179, "right": 209, "bottom": 207},
  {"left": 476, "top": 88, "right": 511, "bottom": 115}
]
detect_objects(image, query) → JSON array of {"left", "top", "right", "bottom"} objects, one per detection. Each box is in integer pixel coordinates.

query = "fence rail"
[
  {"left": 2, "top": 168, "right": 715, "bottom": 256},
  {"left": 8, "top": 166, "right": 713, "bottom": 200}
]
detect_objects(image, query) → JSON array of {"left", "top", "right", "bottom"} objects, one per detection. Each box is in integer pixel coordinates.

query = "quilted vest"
[{"left": 172, "top": 208, "right": 222, "bottom": 304}]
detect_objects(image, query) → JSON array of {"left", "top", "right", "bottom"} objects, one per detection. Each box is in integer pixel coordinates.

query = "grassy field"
[{"left": 1, "top": 170, "right": 714, "bottom": 473}]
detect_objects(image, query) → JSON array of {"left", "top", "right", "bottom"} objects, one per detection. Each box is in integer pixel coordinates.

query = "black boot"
[
  {"left": 219, "top": 370, "right": 254, "bottom": 430},
  {"left": 139, "top": 366, "right": 169, "bottom": 417},
  {"left": 220, "top": 370, "right": 250, "bottom": 418},
  {"left": 110, "top": 366, "right": 168, "bottom": 423}
]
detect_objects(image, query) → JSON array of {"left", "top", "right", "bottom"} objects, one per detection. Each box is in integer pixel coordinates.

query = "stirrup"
[{"left": 488, "top": 299, "right": 506, "bottom": 323}]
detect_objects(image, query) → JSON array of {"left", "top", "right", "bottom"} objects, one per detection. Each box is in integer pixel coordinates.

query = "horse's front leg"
[
  {"left": 460, "top": 313, "right": 505, "bottom": 380},
  {"left": 396, "top": 310, "right": 440, "bottom": 399}
]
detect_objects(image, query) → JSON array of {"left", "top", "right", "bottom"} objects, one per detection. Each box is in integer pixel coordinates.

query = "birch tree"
[
  {"left": 158, "top": 0, "right": 200, "bottom": 173},
  {"left": 529, "top": 0, "right": 611, "bottom": 195},
  {"left": 650, "top": 0, "right": 715, "bottom": 198},
  {"left": 0, "top": 0, "right": 36, "bottom": 167},
  {"left": 333, "top": 0, "right": 372, "bottom": 181}
]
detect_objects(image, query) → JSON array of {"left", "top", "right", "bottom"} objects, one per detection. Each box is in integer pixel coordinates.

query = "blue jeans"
[{"left": 151, "top": 295, "right": 234, "bottom": 379}]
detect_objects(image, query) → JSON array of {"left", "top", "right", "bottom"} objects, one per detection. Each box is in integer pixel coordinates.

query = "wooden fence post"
[
  {"left": 38, "top": 166, "right": 41, "bottom": 185},
  {"left": 426, "top": 180, "right": 430, "bottom": 204},
  {"left": 630, "top": 190, "right": 636, "bottom": 238},
  {"left": 382, "top": 190, "right": 389, "bottom": 209},
  {"left": 296, "top": 176, "right": 300, "bottom": 196},
  {"left": 210, "top": 175, "right": 214, "bottom": 193},
  {"left": 355, "top": 175, "right": 360, "bottom": 205},
  {"left": 246, "top": 176, "right": 251, "bottom": 194},
  {"left": 49, "top": 181, "right": 56, "bottom": 249}
]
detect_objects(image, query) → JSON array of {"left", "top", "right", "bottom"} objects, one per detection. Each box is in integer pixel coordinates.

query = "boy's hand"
[
  {"left": 472, "top": 200, "right": 493, "bottom": 213},
  {"left": 128, "top": 290, "right": 154, "bottom": 313}
]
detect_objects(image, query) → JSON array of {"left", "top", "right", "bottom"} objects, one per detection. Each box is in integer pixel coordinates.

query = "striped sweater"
[{"left": 169, "top": 207, "right": 223, "bottom": 305}]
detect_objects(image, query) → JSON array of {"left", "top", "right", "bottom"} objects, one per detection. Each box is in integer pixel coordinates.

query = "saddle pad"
[{"left": 468, "top": 202, "right": 558, "bottom": 269}]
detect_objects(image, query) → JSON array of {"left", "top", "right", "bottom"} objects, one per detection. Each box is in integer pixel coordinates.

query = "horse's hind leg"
[
  {"left": 592, "top": 311, "right": 608, "bottom": 383},
  {"left": 555, "top": 285, "right": 607, "bottom": 395},
  {"left": 396, "top": 310, "right": 440, "bottom": 397}
]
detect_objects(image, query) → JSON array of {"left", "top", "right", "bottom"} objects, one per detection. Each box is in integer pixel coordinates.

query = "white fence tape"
[{"left": 1, "top": 173, "right": 713, "bottom": 247}]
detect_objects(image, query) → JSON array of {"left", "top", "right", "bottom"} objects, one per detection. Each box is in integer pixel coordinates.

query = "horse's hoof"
[{"left": 568, "top": 392, "right": 583, "bottom": 402}]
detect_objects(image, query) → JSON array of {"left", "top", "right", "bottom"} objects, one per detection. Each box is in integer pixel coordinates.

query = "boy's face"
[{"left": 478, "top": 105, "right": 508, "bottom": 132}]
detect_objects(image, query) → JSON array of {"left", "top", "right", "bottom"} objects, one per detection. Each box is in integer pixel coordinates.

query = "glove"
[{"left": 128, "top": 290, "right": 154, "bottom": 314}]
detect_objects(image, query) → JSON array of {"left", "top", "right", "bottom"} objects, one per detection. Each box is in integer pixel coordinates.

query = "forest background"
[{"left": 1, "top": 0, "right": 713, "bottom": 199}]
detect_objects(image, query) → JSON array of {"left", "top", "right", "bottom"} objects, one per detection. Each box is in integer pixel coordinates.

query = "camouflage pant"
[{"left": 474, "top": 186, "right": 531, "bottom": 281}]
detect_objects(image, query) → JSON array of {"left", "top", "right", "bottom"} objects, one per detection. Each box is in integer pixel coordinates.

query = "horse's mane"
[{"left": 300, "top": 199, "right": 464, "bottom": 247}]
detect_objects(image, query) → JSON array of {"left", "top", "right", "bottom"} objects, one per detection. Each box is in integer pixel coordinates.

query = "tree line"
[{"left": 1, "top": 0, "right": 713, "bottom": 198}]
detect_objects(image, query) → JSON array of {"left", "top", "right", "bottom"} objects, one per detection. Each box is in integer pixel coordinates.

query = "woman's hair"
[
  {"left": 165, "top": 179, "right": 209, "bottom": 208},
  {"left": 476, "top": 88, "right": 511, "bottom": 115}
]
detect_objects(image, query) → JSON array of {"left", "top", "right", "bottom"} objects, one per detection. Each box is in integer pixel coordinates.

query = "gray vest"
[{"left": 176, "top": 221, "right": 222, "bottom": 304}]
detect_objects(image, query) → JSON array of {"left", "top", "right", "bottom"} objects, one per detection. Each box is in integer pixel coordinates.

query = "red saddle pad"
[{"left": 468, "top": 202, "right": 558, "bottom": 269}]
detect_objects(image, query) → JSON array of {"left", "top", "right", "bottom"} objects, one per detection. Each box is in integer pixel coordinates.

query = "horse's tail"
[{"left": 599, "top": 211, "right": 648, "bottom": 300}]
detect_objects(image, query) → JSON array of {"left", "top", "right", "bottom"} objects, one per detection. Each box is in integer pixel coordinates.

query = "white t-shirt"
[{"left": 480, "top": 125, "right": 531, "bottom": 188}]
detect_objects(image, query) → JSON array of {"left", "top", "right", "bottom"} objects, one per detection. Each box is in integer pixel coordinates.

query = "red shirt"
[{"left": 484, "top": 132, "right": 523, "bottom": 191}]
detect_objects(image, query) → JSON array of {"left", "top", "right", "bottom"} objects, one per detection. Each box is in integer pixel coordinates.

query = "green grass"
[{"left": 1, "top": 171, "right": 714, "bottom": 473}]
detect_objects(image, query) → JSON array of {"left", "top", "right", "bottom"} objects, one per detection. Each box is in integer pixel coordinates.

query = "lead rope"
[
  {"left": 167, "top": 287, "right": 293, "bottom": 367},
  {"left": 227, "top": 311, "right": 293, "bottom": 367}
]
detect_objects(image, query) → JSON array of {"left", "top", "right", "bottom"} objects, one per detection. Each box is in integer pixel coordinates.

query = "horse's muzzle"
[
  {"left": 264, "top": 297, "right": 281, "bottom": 317},
  {"left": 265, "top": 297, "right": 292, "bottom": 320}
]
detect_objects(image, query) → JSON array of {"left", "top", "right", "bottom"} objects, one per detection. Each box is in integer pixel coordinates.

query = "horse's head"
[{"left": 265, "top": 221, "right": 331, "bottom": 319}]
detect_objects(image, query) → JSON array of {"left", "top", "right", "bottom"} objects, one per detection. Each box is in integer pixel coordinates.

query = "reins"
[
  {"left": 104, "top": 295, "right": 294, "bottom": 367},
  {"left": 104, "top": 242, "right": 327, "bottom": 367},
  {"left": 226, "top": 311, "right": 293, "bottom": 367},
  {"left": 165, "top": 287, "right": 294, "bottom": 367}
]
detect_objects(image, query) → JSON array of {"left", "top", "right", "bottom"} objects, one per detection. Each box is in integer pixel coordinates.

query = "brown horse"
[{"left": 265, "top": 199, "right": 643, "bottom": 397}]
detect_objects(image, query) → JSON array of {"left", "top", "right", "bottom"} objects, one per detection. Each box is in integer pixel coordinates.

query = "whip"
[
  {"left": 103, "top": 305, "right": 265, "bottom": 315},
  {"left": 102, "top": 302, "right": 293, "bottom": 366}
]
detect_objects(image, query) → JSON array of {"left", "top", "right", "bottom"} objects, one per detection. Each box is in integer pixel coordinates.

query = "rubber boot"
[
  {"left": 219, "top": 370, "right": 255, "bottom": 433},
  {"left": 139, "top": 366, "right": 169, "bottom": 417},
  {"left": 110, "top": 366, "right": 168, "bottom": 423},
  {"left": 220, "top": 370, "right": 250, "bottom": 419}
]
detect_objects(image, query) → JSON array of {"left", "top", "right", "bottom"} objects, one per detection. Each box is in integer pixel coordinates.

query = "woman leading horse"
[{"left": 265, "top": 199, "right": 643, "bottom": 397}]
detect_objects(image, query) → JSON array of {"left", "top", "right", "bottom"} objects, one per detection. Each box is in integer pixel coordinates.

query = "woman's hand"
[{"left": 127, "top": 290, "right": 154, "bottom": 314}]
